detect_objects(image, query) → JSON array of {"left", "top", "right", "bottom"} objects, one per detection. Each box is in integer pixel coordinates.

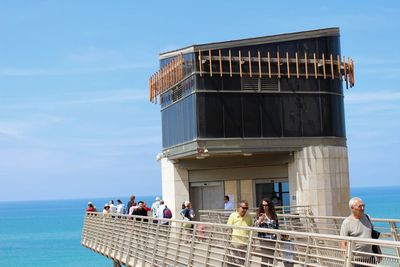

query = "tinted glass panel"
[
  {"left": 197, "top": 93, "right": 223, "bottom": 137},
  {"left": 243, "top": 95, "right": 261, "bottom": 137},
  {"left": 161, "top": 94, "right": 196, "bottom": 148}
]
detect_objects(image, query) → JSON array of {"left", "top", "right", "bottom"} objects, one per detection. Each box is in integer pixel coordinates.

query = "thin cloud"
[
  {"left": 0, "top": 88, "right": 148, "bottom": 110},
  {"left": 0, "top": 63, "right": 154, "bottom": 77}
]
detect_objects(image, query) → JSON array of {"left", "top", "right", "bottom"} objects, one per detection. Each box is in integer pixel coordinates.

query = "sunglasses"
[{"left": 240, "top": 206, "right": 249, "bottom": 210}]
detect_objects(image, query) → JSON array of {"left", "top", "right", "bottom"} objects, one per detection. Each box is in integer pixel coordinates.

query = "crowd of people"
[{"left": 85, "top": 195, "right": 186, "bottom": 224}]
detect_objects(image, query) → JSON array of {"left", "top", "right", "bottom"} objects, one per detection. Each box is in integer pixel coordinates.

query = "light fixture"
[
  {"left": 196, "top": 155, "right": 205, "bottom": 160},
  {"left": 243, "top": 153, "right": 253, "bottom": 157}
]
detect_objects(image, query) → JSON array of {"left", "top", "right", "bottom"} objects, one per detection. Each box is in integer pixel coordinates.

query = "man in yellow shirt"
[{"left": 226, "top": 200, "right": 253, "bottom": 266}]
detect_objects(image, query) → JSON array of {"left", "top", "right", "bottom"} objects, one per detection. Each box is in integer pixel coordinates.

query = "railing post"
[
  {"left": 390, "top": 221, "right": 400, "bottom": 257},
  {"left": 344, "top": 239, "right": 353, "bottom": 267},
  {"left": 112, "top": 260, "right": 121, "bottom": 267},
  {"left": 150, "top": 222, "right": 161, "bottom": 266},
  {"left": 187, "top": 224, "right": 198, "bottom": 266},
  {"left": 243, "top": 230, "right": 254, "bottom": 267}
]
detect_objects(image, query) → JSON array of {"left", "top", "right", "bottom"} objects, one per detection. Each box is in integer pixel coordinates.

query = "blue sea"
[{"left": 0, "top": 187, "right": 399, "bottom": 267}]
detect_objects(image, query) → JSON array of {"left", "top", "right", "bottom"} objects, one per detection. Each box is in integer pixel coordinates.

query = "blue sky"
[{"left": 0, "top": 1, "right": 399, "bottom": 201}]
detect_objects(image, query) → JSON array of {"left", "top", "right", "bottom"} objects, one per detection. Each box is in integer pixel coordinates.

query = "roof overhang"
[{"left": 159, "top": 27, "right": 340, "bottom": 60}]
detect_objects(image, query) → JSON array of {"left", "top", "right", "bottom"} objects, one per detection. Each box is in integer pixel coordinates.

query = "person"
[
  {"left": 151, "top": 197, "right": 161, "bottom": 218},
  {"left": 255, "top": 198, "right": 279, "bottom": 266},
  {"left": 182, "top": 201, "right": 195, "bottom": 222},
  {"left": 132, "top": 201, "right": 148, "bottom": 222},
  {"left": 224, "top": 195, "right": 234, "bottom": 210},
  {"left": 156, "top": 200, "right": 172, "bottom": 225},
  {"left": 102, "top": 203, "right": 111, "bottom": 218},
  {"left": 179, "top": 202, "right": 186, "bottom": 218},
  {"left": 109, "top": 200, "right": 117, "bottom": 213},
  {"left": 126, "top": 195, "right": 136, "bottom": 214},
  {"left": 156, "top": 200, "right": 166, "bottom": 218},
  {"left": 271, "top": 195, "right": 282, "bottom": 207},
  {"left": 340, "top": 197, "right": 376, "bottom": 266},
  {"left": 281, "top": 234, "right": 294, "bottom": 267},
  {"left": 226, "top": 200, "right": 253, "bottom": 267},
  {"left": 116, "top": 199, "right": 125, "bottom": 214},
  {"left": 180, "top": 201, "right": 195, "bottom": 242},
  {"left": 86, "top": 202, "right": 97, "bottom": 213}
]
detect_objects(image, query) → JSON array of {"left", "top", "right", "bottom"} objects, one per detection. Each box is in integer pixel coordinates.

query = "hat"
[
  {"left": 104, "top": 203, "right": 110, "bottom": 207},
  {"left": 88, "top": 202, "right": 93, "bottom": 205},
  {"left": 155, "top": 196, "right": 161, "bottom": 201}
]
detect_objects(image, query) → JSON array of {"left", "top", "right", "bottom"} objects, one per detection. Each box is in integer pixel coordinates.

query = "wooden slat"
[
  {"left": 286, "top": 51, "right": 290, "bottom": 79},
  {"left": 295, "top": 52, "right": 299, "bottom": 78},
  {"left": 248, "top": 50, "right": 252, "bottom": 78},
  {"left": 199, "top": 50, "right": 203, "bottom": 77},
  {"left": 330, "top": 54, "right": 334, "bottom": 80},
  {"left": 337, "top": 55, "right": 341, "bottom": 79},
  {"left": 219, "top": 49, "right": 223, "bottom": 77},
  {"left": 277, "top": 51, "right": 281, "bottom": 79},
  {"left": 304, "top": 52, "right": 308, "bottom": 79},
  {"left": 322, "top": 53, "right": 326, "bottom": 79},
  {"left": 239, "top": 50, "right": 242, "bottom": 77},
  {"left": 267, "top": 51, "right": 271, "bottom": 78},
  {"left": 229, "top": 49, "right": 232, "bottom": 77},
  {"left": 313, "top": 53, "right": 318, "bottom": 79},
  {"left": 258, "top": 50, "right": 262, "bottom": 78},
  {"left": 209, "top": 49, "right": 213, "bottom": 77}
]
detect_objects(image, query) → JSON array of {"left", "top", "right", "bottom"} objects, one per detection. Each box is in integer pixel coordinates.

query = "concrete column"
[
  {"left": 240, "top": 180, "right": 254, "bottom": 208},
  {"left": 161, "top": 158, "right": 189, "bottom": 219},
  {"left": 288, "top": 145, "right": 350, "bottom": 216}
]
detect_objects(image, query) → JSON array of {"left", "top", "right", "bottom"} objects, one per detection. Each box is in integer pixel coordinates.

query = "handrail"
[{"left": 82, "top": 212, "right": 400, "bottom": 267}]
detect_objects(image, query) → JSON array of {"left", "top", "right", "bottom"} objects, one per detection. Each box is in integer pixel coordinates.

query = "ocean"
[{"left": 0, "top": 187, "right": 399, "bottom": 267}]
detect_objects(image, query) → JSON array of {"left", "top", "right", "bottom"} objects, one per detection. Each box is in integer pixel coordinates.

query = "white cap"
[
  {"left": 88, "top": 202, "right": 93, "bottom": 205},
  {"left": 155, "top": 196, "right": 161, "bottom": 201}
]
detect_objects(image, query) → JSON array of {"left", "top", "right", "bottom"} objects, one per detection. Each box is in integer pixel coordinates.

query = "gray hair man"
[{"left": 340, "top": 197, "right": 375, "bottom": 266}]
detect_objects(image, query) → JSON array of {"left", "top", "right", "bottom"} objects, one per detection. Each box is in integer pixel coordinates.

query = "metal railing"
[
  {"left": 82, "top": 212, "right": 400, "bottom": 267},
  {"left": 198, "top": 210, "right": 400, "bottom": 243}
]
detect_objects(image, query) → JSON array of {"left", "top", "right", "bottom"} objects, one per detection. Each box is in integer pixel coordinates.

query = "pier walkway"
[{"left": 81, "top": 212, "right": 400, "bottom": 266}]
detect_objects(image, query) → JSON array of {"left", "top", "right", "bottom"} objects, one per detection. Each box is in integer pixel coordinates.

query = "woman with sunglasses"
[{"left": 256, "top": 198, "right": 279, "bottom": 266}]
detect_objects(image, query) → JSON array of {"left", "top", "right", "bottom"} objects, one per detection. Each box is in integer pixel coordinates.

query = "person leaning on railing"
[
  {"left": 255, "top": 198, "right": 279, "bottom": 267},
  {"left": 226, "top": 200, "right": 252, "bottom": 267}
]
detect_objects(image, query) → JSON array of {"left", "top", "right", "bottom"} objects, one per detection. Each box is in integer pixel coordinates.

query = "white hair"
[{"left": 349, "top": 197, "right": 362, "bottom": 209}]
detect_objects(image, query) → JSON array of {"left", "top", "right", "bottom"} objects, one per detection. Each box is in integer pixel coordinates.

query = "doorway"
[
  {"left": 189, "top": 181, "right": 224, "bottom": 219},
  {"left": 255, "top": 178, "right": 289, "bottom": 207}
]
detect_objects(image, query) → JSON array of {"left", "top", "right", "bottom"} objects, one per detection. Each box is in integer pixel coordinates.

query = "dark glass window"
[
  {"left": 261, "top": 95, "right": 282, "bottom": 137},
  {"left": 223, "top": 94, "right": 243, "bottom": 137},
  {"left": 243, "top": 95, "right": 261, "bottom": 137},
  {"left": 197, "top": 93, "right": 223, "bottom": 138},
  {"left": 282, "top": 95, "right": 302, "bottom": 136}
]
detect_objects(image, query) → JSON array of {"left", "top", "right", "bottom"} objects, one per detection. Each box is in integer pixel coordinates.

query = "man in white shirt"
[
  {"left": 151, "top": 197, "right": 161, "bottom": 218},
  {"left": 224, "top": 195, "right": 234, "bottom": 210},
  {"left": 109, "top": 200, "right": 117, "bottom": 213},
  {"left": 116, "top": 199, "right": 125, "bottom": 214},
  {"left": 156, "top": 200, "right": 166, "bottom": 219}
]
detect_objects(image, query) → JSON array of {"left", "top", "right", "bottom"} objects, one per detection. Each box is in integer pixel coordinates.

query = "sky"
[{"left": 0, "top": 1, "right": 399, "bottom": 202}]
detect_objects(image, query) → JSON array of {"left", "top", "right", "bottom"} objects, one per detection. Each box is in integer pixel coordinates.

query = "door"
[{"left": 189, "top": 181, "right": 224, "bottom": 220}]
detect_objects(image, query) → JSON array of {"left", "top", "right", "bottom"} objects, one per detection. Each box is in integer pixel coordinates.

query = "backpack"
[{"left": 163, "top": 206, "right": 172, "bottom": 219}]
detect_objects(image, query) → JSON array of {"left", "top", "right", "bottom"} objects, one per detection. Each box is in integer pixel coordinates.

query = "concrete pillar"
[
  {"left": 288, "top": 145, "right": 350, "bottom": 216},
  {"left": 240, "top": 179, "right": 255, "bottom": 208},
  {"left": 161, "top": 158, "right": 189, "bottom": 219}
]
